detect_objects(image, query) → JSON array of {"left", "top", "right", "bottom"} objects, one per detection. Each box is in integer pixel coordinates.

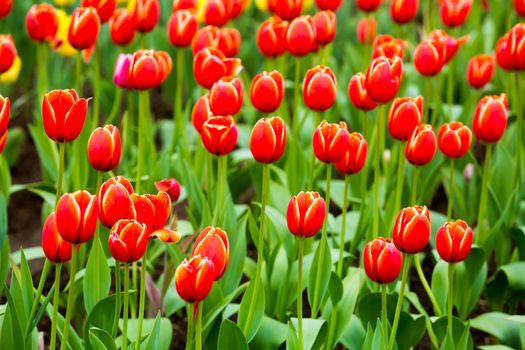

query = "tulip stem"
[
  {"left": 447, "top": 159, "right": 454, "bottom": 220},
  {"left": 135, "top": 251, "right": 148, "bottom": 350},
  {"left": 112, "top": 262, "right": 121, "bottom": 337},
  {"left": 60, "top": 244, "right": 78, "bottom": 350},
  {"left": 476, "top": 143, "right": 492, "bottom": 245},
  {"left": 107, "top": 88, "right": 123, "bottom": 125},
  {"left": 447, "top": 61, "right": 454, "bottom": 108},
  {"left": 392, "top": 142, "right": 405, "bottom": 230},
  {"left": 171, "top": 48, "right": 186, "bottom": 155},
  {"left": 136, "top": 91, "right": 147, "bottom": 194},
  {"left": 36, "top": 43, "right": 48, "bottom": 106},
  {"left": 381, "top": 284, "right": 388, "bottom": 342},
  {"left": 93, "top": 43, "right": 100, "bottom": 127},
  {"left": 414, "top": 254, "right": 442, "bottom": 316},
  {"left": 122, "top": 264, "right": 129, "bottom": 350},
  {"left": 297, "top": 238, "right": 305, "bottom": 350},
  {"left": 372, "top": 104, "right": 385, "bottom": 239},
  {"left": 424, "top": 79, "right": 431, "bottom": 123},
  {"left": 206, "top": 151, "right": 214, "bottom": 204},
  {"left": 185, "top": 304, "right": 194, "bottom": 350},
  {"left": 213, "top": 156, "right": 227, "bottom": 226},
  {"left": 49, "top": 263, "right": 62, "bottom": 350},
  {"left": 411, "top": 166, "right": 419, "bottom": 204},
  {"left": 360, "top": 111, "right": 368, "bottom": 212},
  {"left": 387, "top": 253, "right": 412, "bottom": 350},
  {"left": 447, "top": 263, "right": 455, "bottom": 342},
  {"left": 336, "top": 175, "right": 349, "bottom": 276},
  {"left": 195, "top": 302, "right": 203, "bottom": 350},
  {"left": 56, "top": 143, "right": 65, "bottom": 207},
  {"left": 292, "top": 58, "right": 302, "bottom": 135},
  {"left": 25, "top": 258, "right": 51, "bottom": 341},
  {"left": 515, "top": 72, "right": 523, "bottom": 191}
]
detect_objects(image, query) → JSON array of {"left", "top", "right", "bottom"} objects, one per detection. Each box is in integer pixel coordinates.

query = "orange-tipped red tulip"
[
  {"left": 109, "top": 8, "right": 136, "bottom": 46},
  {"left": 335, "top": 132, "right": 368, "bottom": 175},
  {"left": 42, "top": 212, "right": 73, "bottom": 263},
  {"left": 303, "top": 65, "right": 337, "bottom": 112},
  {"left": 81, "top": 0, "right": 116, "bottom": 23},
  {"left": 173, "top": 0, "right": 197, "bottom": 11},
  {"left": 440, "top": 0, "right": 472, "bottom": 27},
  {"left": 209, "top": 77, "right": 244, "bottom": 116},
  {"left": 287, "top": 191, "right": 326, "bottom": 238},
  {"left": 256, "top": 16, "right": 288, "bottom": 58},
  {"left": 133, "top": 0, "right": 160, "bottom": 33},
  {"left": 0, "top": 35, "right": 15, "bottom": 74},
  {"left": 56, "top": 191, "right": 98, "bottom": 244},
  {"left": 515, "top": 0, "right": 525, "bottom": 17},
  {"left": 192, "top": 94, "right": 213, "bottom": 133},
  {"left": 26, "top": 4, "right": 58, "bottom": 42},
  {"left": 268, "top": 0, "right": 303, "bottom": 20},
  {"left": 87, "top": 124, "right": 122, "bottom": 172},
  {"left": 428, "top": 30, "right": 468, "bottom": 63},
  {"left": 155, "top": 178, "right": 181, "bottom": 203},
  {"left": 347, "top": 72, "right": 377, "bottom": 111},
  {"left": 249, "top": 116, "right": 287, "bottom": 163},
  {"left": 315, "top": 0, "right": 342, "bottom": 11},
  {"left": 0, "top": 96, "right": 9, "bottom": 155},
  {"left": 356, "top": 17, "right": 376, "bottom": 45},
  {"left": 414, "top": 39, "right": 447, "bottom": 77},
  {"left": 365, "top": 56, "right": 403, "bottom": 104},
  {"left": 435, "top": 220, "right": 473, "bottom": 263},
  {"left": 128, "top": 50, "right": 172, "bottom": 90},
  {"left": 0, "top": 0, "right": 11, "bottom": 18},
  {"left": 495, "top": 33, "right": 513, "bottom": 71},
  {"left": 193, "top": 47, "right": 242, "bottom": 89},
  {"left": 372, "top": 34, "right": 405, "bottom": 59},
  {"left": 472, "top": 94, "right": 508, "bottom": 143},
  {"left": 438, "top": 122, "right": 472, "bottom": 158},
  {"left": 466, "top": 54, "right": 494, "bottom": 89},
  {"left": 312, "top": 121, "right": 351, "bottom": 163},
  {"left": 312, "top": 10, "right": 336, "bottom": 46},
  {"left": 98, "top": 176, "right": 136, "bottom": 228},
  {"left": 286, "top": 16, "right": 316, "bottom": 57},
  {"left": 390, "top": 0, "right": 419, "bottom": 24},
  {"left": 131, "top": 192, "right": 180, "bottom": 243},
  {"left": 507, "top": 24, "right": 525, "bottom": 70},
  {"left": 68, "top": 7, "right": 101, "bottom": 50},
  {"left": 175, "top": 255, "right": 216, "bottom": 303},
  {"left": 201, "top": 116, "right": 238, "bottom": 156},
  {"left": 250, "top": 71, "right": 284, "bottom": 113},
  {"left": 108, "top": 219, "right": 149, "bottom": 263},
  {"left": 192, "top": 26, "right": 221, "bottom": 55},
  {"left": 363, "top": 238, "right": 403, "bottom": 284},
  {"left": 388, "top": 96, "right": 423, "bottom": 141},
  {"left": 393, "top": 205, "right": 431, "bottom": 254},
  {"left": 218, "top": 28, "right": 241, "bottom": 57},
  {"left": 357, "top": 0, "right": 381, "bottom": 12},
  {"left": 192, "top": 226, "right": 230, "bottom": 280},
  {"left": 405, "top": 124, "right": 436, "bottom": 166},
  {"left": 203, "top": 0, "right": 231, "bottom": 27}
]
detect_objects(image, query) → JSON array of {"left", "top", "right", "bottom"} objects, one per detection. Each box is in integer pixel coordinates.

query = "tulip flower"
[
  {"left": 133, "top": 0, "right": 160, "bottom": 33},
  {"left": 428, "top": 29, "right": 468, "bottom": 64},
  {"left": 286, "top": 16, "right": 316, "bottom": 57},
  {"left": 203, "top": 0, "right": 230, "bottom": 26},
  {"left": 218, "top": 28, "right": 241, "bottom": 58},
  {"left": 405, "top": 124, "right": 436, "bottom": 166},
  {"left": 109, "top": 8, "right": 136, "bottom": 46},
  {"left": 192, "top": 26, "right": 221, "bottom": 55},
  {"left": 193, "top": 47, "right": 242, "bottom": 89},
  {"left": 466, "top": 54, "right": 494, "bottom": 89},
  {"left": 515, "top": 0, "right": 525, "bottom": 16},
  {"left": 175, "top": 255, "right": 216, "bottom": 303},
  {"left": 268, "top": 0, "right": 303, "bottom": 20},
  {"left": 168, "top": 10, "right": 197, "bottom": 48},
  {"left": 26, "top": 4, "right": 59, "bottom": 42},
  {"left": 250, "top": 70, "right": 284, "bottom": 113},
  {"left": 201, "top": 116, "right": 238, "bottom": 156},
  {"left": 87, "top": 124, "right": 122, "bottom": 172},
  {"left": 365, "top": 56, "right": 403, "bottom": 104},
  {"left": 113, "top": 53, "right": 133, "bottom": 89},
  {"left": 390, "top": 0, "right": 419, "bottom": 24},
  {"left": 438, "top": 122, "right": 472, "bottom": 159},
  {"left": 287, "top": 191, "right": 326, "bottom": 238},
  {"left": 413, "top": 39, "right": 447, "bottom": 77},
  {"left": 42, "top": 212, "right": 73, "bottom": 263},
  {"left": 132, "top": 192, "right": 180, "bottom": 242},
  {"left": 0, "top": 0, "right": 11, "bottom": 18},
  {"left": 173, "top": 0, "right": 196, "bottom": 11},
  {"left": 209, "top": 77, "right": 244, "bottom": 116},
  {"left": 312, "top": 121, "right": 351, "bottom": 163},
  {"left": 315, "top": 0, "right": 342, "bottom": 10},
  {"left": 356, "top": 0, "right": 381, "bottom": 12},
  {"left": 0, "top": 35, "right": 15, "bottom": 74},
  {"left": 440, "top": 0, "right": 472, "bottom": 27},
  {"left": 372, "top": 34, "right": 406, "bottom": 59},
  {"left": 155, "top": 178, "right": 181, "bottom": 203},
  {"left": 191, "top": 94, "right": 213, "bottom": 133},
  {"left": 347, "top": 72, "right": 377, "bottom": 111},
  {"left": 312, "top": 10, "right": 336, "bottom": 46},
  {"left": 51, "top": 9, "right": 77, "bottom": 58},
  {"left": 388, "top": 96, "right": 423, "bottom": 141},
  {"left": 81, "top": 0, "right": 116, "bottom": 23},
  {"left": 495, "top": 33, "right": 513, "bottom": 71},
  {"left": 256, "top": 16, "right": 288, "bottom": 57},
  {"left": 128, "top": 50, "right": 172, "bottom": 90},
  {"left": 191, "top": 226, "right": 230, "bottom": 280},
  {"left": 68, "top": 7, "right": 101, "bottom": 50},
  {"left": 356, "top": 17, "right": 376, "bottom": 45},
  {"left": 363, "top": 237, "right": 403, "bottom": 284},
  {"left": 303, "top": 65, "right": 337, "bottom": 112},
  {"left": 249, "top": 117, "right": 287, "bottom": 163},
  {"left": 42, "top": 89, "right": 91, "bottom": 143},
  {"left": 436, "top": 220, "right": 473, "bottom": 263},
  {"left": 472, "top": 94, "right": 508, "bottom": 143},
  {"left": 507, "top": 24, "right": 525, "bottom": 70},
  {"left": 108, "top": 219, "right": 150, "bottom": 263},
  {"left": 0, "top": 96, "right": 8, "bottom": 154},
  {"left": 229, "top": 0, "right": 248, "bottom": 19},
  {"left": 55, "top": 191, "right": 98, "bottom": 244},
  {"left": 98, "top": 176, "right": 136, "bottom": 228},
  {"left": 335, "top": 132, "right": 368, "bottom": 175},
  {"left": 392, "top": 205, "right": 431, "bottom": 254}
]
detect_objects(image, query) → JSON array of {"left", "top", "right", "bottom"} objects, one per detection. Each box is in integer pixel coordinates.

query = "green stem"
[
  {"left": 392, "top": 142, "right": 405, "bottom": 229},
  {"left": 411, "top": 166, "right": 419, "bottom": 204},
  {"left": 515, "top": 72, "right": 522, "bottom": 190},
  {"left": 292, "top": 58, "right": 302, "bottom": 135},
  {"left": 308, "top": 112, "right": 321, "bottom": 190},
  {"left": 297, "top": 238, "right": 305, "bottom": 350},
  {"left": 387, "top": 254, "right": 412, "bottom": 350},
  {"left": 206, "top": 150, "right": 213, "bottom": 204},
  {"left": 424, "top": 79, "right": 431, "bottom": 123},
  {"left": 93, "top": 43, "right": 100, "bottom": 128},
  {"left": 36, "top": 43, "right": 48, "bottom": 106},
  {"left": 171, "top": 49, "right": 185, "bottom": 153},
  {"left": 49, "top": 263, "right": 62, "bottom": 349},
  {"left": 135, "top": 249, "right": 148, "bottom": 350},
  {"left": 106, "top": 88, "right": 123, "bottom": 125},
  {"left": 75, "top": 53, "right": 82, "bottom": 94},
  {"left": 372, "top": 104, "right": 385, "bottom": 239},
  {"left": 56, "top": 143, "right": 65, "bottom": 206},
  {"left": 213, "top": 156, "right": 227, "bottom": 226},
  {"left": 136, "top": 91, "right": 147, "bottom": 194},
  {"left": 336, "top": 175, "right": 349, "bottom": 276},
  {"left": 112, "top": 262, "right": 121, "bottom": 337},
  {"left": 447, "top": 263, "right": 455, "bottom": 341},
  {"left": 447, "top": 159, "right": 454, "bottom": 220},
  {"left": 476, "top": 144, "right": 492, "bottom": 245},
  {"left": 122, "top": 264, "right": 129, "bottom": 350},
  {"left": 447, "top": 61, "right": 454, "bottom": 108},
  {"left": 195, "top": 302, "right": 203, "bottom": 350},
  {"left": 185, "top": 304, "right": 194, "bottom": 350},
  {"left": 381, "top": 284, "right": 388, "bottom": 342},
  {"left": 60, "top": 244, "right": 78, "bottom": 350},
  {"left": 360, "top": 111, "right": 368, "bottom": 211},
  {"left": 414, "top": 254, "right": 442, "bottom": 316},
  {"left": 25, "top": 258, "right": 51, "bottom": 338}
]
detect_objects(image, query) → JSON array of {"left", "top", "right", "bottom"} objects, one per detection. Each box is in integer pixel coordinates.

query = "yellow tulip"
[
  {"left": 127, "top": 0, "right": 136, "bottom": 11},
  {"left": 0, "top": 56, "right": 21, "bottom": 84},
  {"left": 52, "top": 9, "right": 77, "bottom": 58},
  {"left": 255, "top": 0, "right": 312, "bottom": 13},
  {"left": 54, "top": 0, "right": 75, "bottom": 6}
]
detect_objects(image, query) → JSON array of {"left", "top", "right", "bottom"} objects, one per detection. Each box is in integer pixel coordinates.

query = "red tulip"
[
  {"left": 203, "top": 0, "right": 230, "bottom": 27},
  {"left": 388, "top": 96, "right": 423, "bottom": 141},
  {"left": 508, "top": 24, "right": 525, "bottom": 70},
  {"left": 393, "top": 205, "right": 431, "bottom": 254},
  {"left": 435, "top": 220, "right": 473, "bottom": 263},
  {"left": 173, "top": 0, "right": 196, "bottom": 11},
  {"left": 437, "top": 122, "right": 472, "bottom": 158},
  {"left": 515, "top": 0, "right": 525, "bottom": 17},
  {"left": 428, "top": 29, "right": 468, "bottom": 63},
  {"left": 128, "top": 50, "right": 172, "bottom": 90},
  {"left": 405, "top": 124, "right": 436, "bottom": 166},
  {"left": 0, "top": 0, "right": 11, "bottom": 18},
  {"left": 0, "top": 130, "right": 6, "bottom": 155},
  {"left": 256, "top": 16, "right": 288, "bottom": 58},
  {"left": 390, "top": 0, "right": 419, "bottom": 24},
  {"left": 98, "top": 176, "right": 136, "bottom": 228},
  {"left": 315, "top": 0, "right": 342, "bottom": 11},
  {"left": 286, "top": 15, "right": 316, "bottom": 57},
  {"left": 0, "top": 96, "right": 9, "bottom": 155},
  {"left": 440, "top": 0, "right": 472, "bottom": 27},
  {"left": 312, "top": 10, "right": 336, "bottom": 46},
  {"left": 26, "top": 4, "right": 58, "bottom": 42},
  {"left": 81, "top": 0, "right": 116, "bottom": 23},
  {"left": 192, "top": 226, "right": 230, "bottom": 280},
  {"left": 209, "top": 77, "right": 244, "bottom": 116},
  {"left": 268, "top": 0, "right": 303, "bottom": 20},
  {"left": 287, "top": 191, "right": 326, "bottom": 238},
  {"left": 466, "top": 54, "right": 494, "bottom": 89},
  {"left": 56, "top": 191, "right": 98, "bottom": 244},
  {"left": 42, "top": 212, "right": 73, "bottom": 263},
  {"left": 413, "top": 39, "right": 447, "bottom": 77},
  {"left": 312, "top": 120, "right": 351, "bottom": 163},
  {"left": 363, "top": 238, "right": 403, "bottom": 284},
  {"left": 0, "top": 35, "right": 15, "bottom": 74},
  {"left": 109, "top": 8, "right": 136, "bottom": 46},
  {"left": 249, "top": 116, "right": 287, "bottom": 163},
  {"left": 356, "top": 17, "right": 376, "bottom": 45},
  {"left": 472, "top": 94, "right": 508, "bottom": 143},
  {"left": 495, "top": 33, "right": 513, "bottom": 71},
  {"left": 193, "top": 47, "right": 242, "bottom": 89},
  {"left": 335, "top": 132, "right": 368, "bottom": 175},
  {"left": 155, "top": 178, "right": 181, "bottom": 202},
  {"left": 133, "top": 0, "right": 160, "bottom": 33},
  {"left": 365, "top": 56, "right": 403, "bottom": 104},
  {"left": 192, "top": 26, "right": 221, "bottom": 55},
  {"left": 132, "top": 192, "right": 180, "bottom": 243},
  {"left": 372, "top": 34, "right": 406, "bottom": 59},
  {"left": 68, "top": 7, "right": 101, "bottom": 50},
  {"left": 303, "top": 65, "right": 337, "bottom": 112},
  {"left": 175, "top": 255, "right": 215, "bottom": 303},
  {"left": 192, "top": 94, "right": 213, "bottom": 133},
  {"left": 42, "top": 89, "right": 90, "bottom": 143},
  {"left": 108, "top": 219, "right": 149, "bottom": 263},
  {"left": 347, "top": 72, "right": 377, "bottom": 111},
  {"left": 356, "top": 0, "right": 381, "bottom": 12},
  {"left": 230, "top": 0, "right": 248, "bottom": 19},
  {"left": 250, "top": 70, "right": 284, "bottom": 113},
  {"left": 218, "top": 28, "right": 241, "bottom": 57},
  {"left": 201, "top": 116, "right": 238, "bottom": 156},
  {"left": 87, "top": 124, "right": 122, "bottom": 172}
]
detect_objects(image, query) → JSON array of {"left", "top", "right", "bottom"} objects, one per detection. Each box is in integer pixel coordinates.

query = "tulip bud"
[
  {"left": 312, "top": 120, "right": 351, "bottom": 163},
  {"left": 335, "top": 132, "right": 367, "bottom": 175},
  {"left": 0, "top": 129, "right": 6, "bottom": 154},
  {"left": 466, "top": 54, "right": 494, "bottom": 89},
  {"left": 315, "top": 0, "right": 342, "bottom": 11},
  {"left": 87, "top": 124, "right": 122, "bottom": 172},
  {"left": 356, "top": 17, "right": 376, "bottom": 45},
  {"left": 495, "top": 33, "right": 513, "bottom": 71},
  {"left": 388, "top": 96, "right": 423, "bottom": 141},
  {"left": 133, "top": 0, "right": 160, "bottom": 33},
  {"left": 347, "top": 72, "right": 377, "bottom": 111},
  {"left": 268, "top": 0, "right": 303, "bottom": 20},
  {"left": 98, "top": 176, "right": 136, "bottom": 228},
  {"left": 390, "top": 0, "right": 419, "bottom": 24},
  {"left": 209, "top": 77, "right": 244, "bottom": 116},
  {"left": 192, "top": 26, "right": 221, "bottom": 55},
  {"left": 131, "top": 192, "right": 180, "bottom": 243},
  {"left": 312, "top": 10, "right": 336, "bottom": 46},
  {"left": 155, "top": 178, "right": 181, "bottom": 202},
  {"left": 437, "top": 122, "right": 472, "bottom": 158},
  {"left": 113, "top": 53, "right": 133, "bottom": 89},
  {"left": 173, "top": 0, "right": 196, "bottom": 11},
  {"left": 372, "top": 34, "right": 406, "bottom": 59},
  {"left": 192, "top": 226, "right": 230, "bottom": 280},
  {"left": 192, "top": 94, "right": 213, "bottom": 134},
  {"left": 26, "top": 4, "right": 59, "bottom": 42},
  {"left": 249, "top": 116, "right": 286, "bottom": 163},
  {"left": 303, "top": 65, "right": 337, "bottom": 112},
  {"left": 108, "top": 219, "right": 149, "bottom": 263},
  {"left": 0, "top": 0, "right": 11, "bottom": 18},
  {"left": 203, "top": 0, "right": 230, "bottom": 27},
  {"left": 56, "top": 191, "right": 98, "bottom": 244},
  {"left": 229, "top": 0, "right": 248, "bottom": 19},
  {"left": 175, "top": 255, "right": 215, "bottom": 303},
  {"left": 193, "top": 47, "right": 242, "bottom": 89},
  {"left": 287, "top": 191, "right": 326, "bottom": 238},
  {"left": 0, "top": 96, "right": 9, "bottom": 155},
  {"left": 128, "top": 50, "right": 172, "bottom": 90},
  {"left": 286, "top": 16, "right": 316, "bottom": 57},
  {"left": 250, "top": 70, "right": 284, "bottom": 113},
  {"left": 405, "top": 124, "right": 437, "bottom": 166},
  {"left": 42, "top": 89, "right": 90, "bottom": 143},
  {"left": 109, "top": 8, "right": 136, "bottom": 46},
  {"left": 515, "top": 0, "right": 525, "bottom": 17},
  {"left": 472, "top": 94, "right": 508, "bottom": 143},
  {"left": 365, "top": 56, "right": 403, "bottom": 104},
  {"left": 81, "top": 0, "right": 116, "bottom": 23},
  {"left": 42, "top": 212, "right": 73, "bottom": 263},
  {"left": 363, "top": 238, "right": 403, "bottom": 284},
  {"left": 0, "top": 35, "right": 15, "bottom": 74},
  {"left": 218, "top": 28, "right": 241, "bottom": 57},
  {"left": 414, "top": 39, "right": 447, "bottom": 77},
  {"left": 393, "top": 205, "right": 431, "bottom": 254},
  {"left": 201, "top": 116, "right": 238, "bottom": 156},
  {"left": 356, "top": 0, "right": 381, "bottom": 12},
  {"left": 435, "top": 220, "right": 473, "bottom": 263},
  {"left": 507, "top": 24, "right": 525, "bottom": 70},
  {"left": 440, "top": 0, "right": 472, "bottom": 27},
  {"left": 463, "top": 163, "right": 474, "bottom": 180},
  {"left": 256, "top": 16, "right": 288, "bottom": 58},
  {"left": 428, "top": 29, "right": 468, "bottom": 64},
  {"left": 68, "top": 7, "right": 101, "bottom": 50}
]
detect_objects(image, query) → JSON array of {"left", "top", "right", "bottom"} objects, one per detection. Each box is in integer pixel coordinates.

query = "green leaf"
[
  {"left": 486, "top": 262, "right": 525, "bottom": 309},
  {"left": 285, "top": 134, "right": 307, "bottom": 195},
  {"left": 307, "top": 238, "right": 332, "bottom": 316},
  {"left": 289, "top": 318, "right": 327, "bottom": 350},
  {"left": 84, "top": 295, "right": 117, "bottom": 350},
  {"left": 432, "top": 316, "right": 473, "bottom": 350},
  {"left": 218, "top": 319, "right": 248, "bottom": 350},
  {"left": 83, "top": 236, "right": 111, "bottom": 313},
  {"left": 89, "top": 327, "right": 117, "bottom": 350},
  {"left": 0, "top": 239, "right": 9, "bottom": 296},
  {"left": 339, "top": 315, "right": 366, "bottom": 350},
  {"left": 28, "top": 124, "right": 58, "bottom": 181},
  {"left": 0, "top": 194, "right": 6, "bottom": 248},
  {"left": 328, "top": 272, "right": 343, "bottom": 305},
  {"left": 237, "top": 278, "right": 265, "bottom": 342},
  {"left": 286, "top": 320, "right": 298, "bottom": 350},
  {"left": 396, "top": 313, "right": 426, "bottom": 350},
  {"left": 453, "top": 247, "right": 487, "bottom": 319},
  {"left": 121, "top": 317, "right": 172, "bottom": 350},
  {"left": 144, "top": 313, "right": 164, "bottom": 350},
  {"left": 471, "top": 312, "right": 523, "bottom": 349},
  {"left": 250, "top": 316, "right": 287, "bottom": 350}
]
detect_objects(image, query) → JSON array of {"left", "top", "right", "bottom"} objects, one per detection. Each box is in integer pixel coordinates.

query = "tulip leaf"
[
  {"left": 121, "top": 316, "right": 172, "bottom": 350},
  {"left": 471, "top": 313, "right": 523, "bottom": 349},
  {"left": 218, "top": 319, "right": 248, "bottom": 350},
  {"left": 0, "top": 239, "right": 9, "bottom": 296},
  {"left": 88, "top": 327, "right": 117, "bottom": 350},
  {"left": 250, "top": 316, "right": 287, "bottom": 350},
  {"left": 432, "top": 316, "right": 473, "bottom": 350},
  {"left": 284, "top": 134, "right": 307, "bottom": 196},
  {"left": 307, "top": 237, "right": 332, "bottom": 316},
  {"left": 144, "top": 313, "right": 163, "bottom": 350},
  {"left": 286, "top": 320, "right": 299, "bottom": 350},
  {"left": 486, "top": 262, "right": 525, "bottom": 309},
  {"left": 339, "top": 315, "right": 367, "bottom": 350},
  {"left": 0, "top": 194, "right": 6, "bottom": 249},
  {"left": 84, "top": 295, "right": 117, "bottom": 350},
  {"left": 237, "top": 276, "right": 266, "bottom": 342},
  {"left": 27, "top": 124, "right": 58, "bottom": 182},
  {"left": 289, "top": 317, "right": 327, "bottom": 350},
  {"left": 453, "top": 247, "right": 488, "bottom": 319},
  {"left": 83, "top": 235, "right": 111, "bottom": 313}
]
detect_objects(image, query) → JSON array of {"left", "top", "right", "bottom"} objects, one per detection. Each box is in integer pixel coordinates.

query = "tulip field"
[{"left": 1, "top": 0, "right": 525, "bottom": 349}]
